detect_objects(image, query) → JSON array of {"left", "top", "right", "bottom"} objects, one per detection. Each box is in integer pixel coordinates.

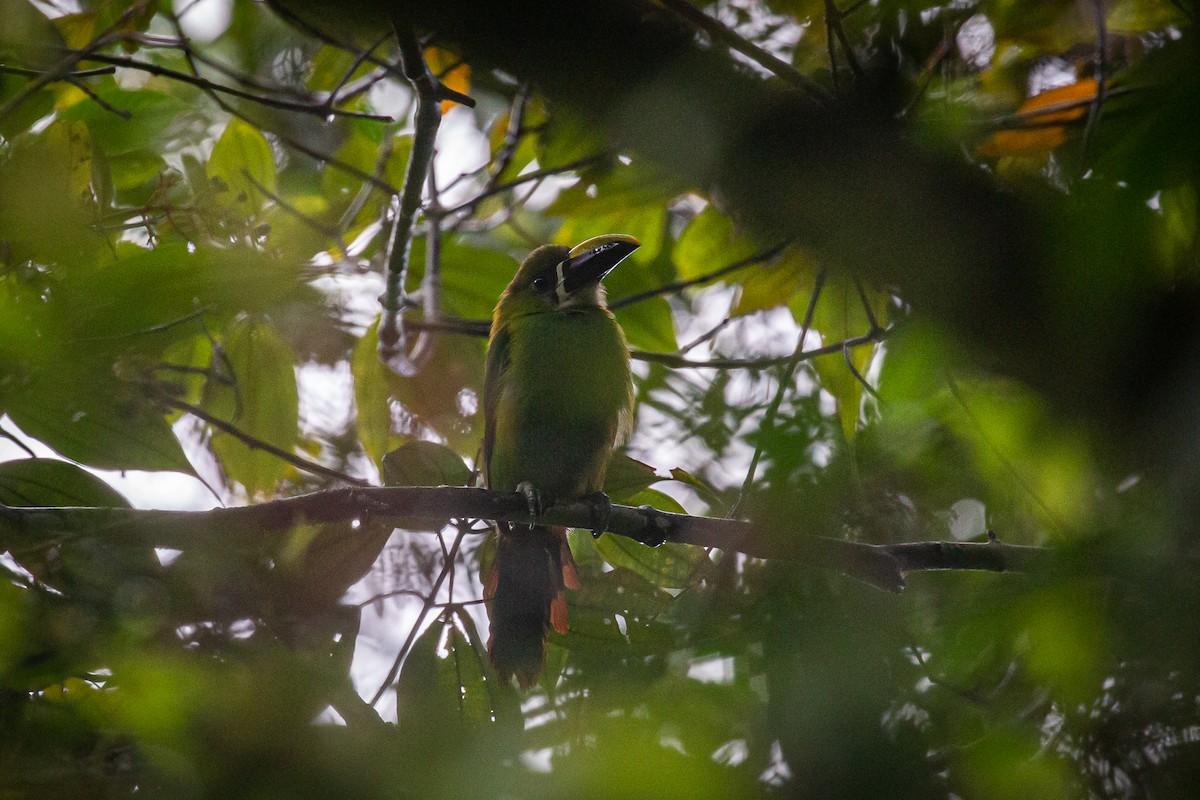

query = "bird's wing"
[{"left": 481, "top": 324, "right": 511, "bottom": 488}]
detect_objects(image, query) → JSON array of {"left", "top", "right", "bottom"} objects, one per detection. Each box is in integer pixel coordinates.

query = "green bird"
[{"left": 482, "top": 233, "right": 640, "bottom": 689}]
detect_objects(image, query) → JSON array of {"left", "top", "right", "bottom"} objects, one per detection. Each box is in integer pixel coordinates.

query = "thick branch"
[
  {"left": 378, "top": 20, "right": 454, "bottom": 368},
  {"left": 0, "top": 486, "right": 1050, "bottom": 593}
]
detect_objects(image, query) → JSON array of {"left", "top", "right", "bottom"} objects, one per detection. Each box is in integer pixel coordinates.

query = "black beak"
[{"left": 558, "top": 234, "right": 641, "bottom": 298}]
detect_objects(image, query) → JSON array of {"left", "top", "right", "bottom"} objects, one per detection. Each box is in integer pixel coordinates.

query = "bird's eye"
[{"left": 531, "top": 276, "right": 551, "bottom": 292}]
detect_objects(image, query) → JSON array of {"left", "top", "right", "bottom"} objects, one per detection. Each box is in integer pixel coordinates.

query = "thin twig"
[
  {"left": 729, "top": 269, "right": 826, "bottom": 518},
  {"left": 0, "top": 427, "right": 38, "bottom": 459},
  {"left": 824, "top": 0, "right": 865, "bottom": 85},
  {"left": 242, "top": 170, "right": 348, "bottom": 251},
  {"left": 609, "top": 243, "right": 786, "bottom": 311},
  {"left": 399, "top": 316, "right": 891, "bottom": 369},
  {"left": 678, "top": 317, "right": 734, "bottom": 355},
  {"left": 77, "top": 52, "right": 392, "bottom": 122},
  {"left": 1081, "top": 0, "right": 1109, "bottom": 165},
  {"left": 402, "top": 161, "right": 445, "bottom": 370},
  {"left": 898, "top": 19, "right": 962, "bottom": 118},
  {"left": 0, "top": 64, "right": 116, "bottom": 79},
  {"left": 657, "top": 0, "right": 827, "bottom": 101},
  {"left": 370, "top": 530, "right": 466, "bottom": 705},
  {"left": 945, "top": 377, "right": 1066, "bottom": 533},
  {"left": 440, "top": 153, "right": 610, "bottom": 219},
  {"left": 161, "top": 395, "right": 368, "bottom": 488},
  {"left": 853, "top": 278, "right": 882, "bottom": 333},
  {"left": 64, "top": 75, "right": 132, "bottom": 118},
  {"left": 338, "top": 133, "right": 401, "bottom": 234},
  {"left": 324, "top": 31, "right": 393, "bottom": 111},
  {"left": 159, "top": 11, "right": 400, "bottom": 203},
  {"left": 985, "top": 86, "right": 1135, "bottom": 131},
  {"left": 483, "top": 83, "right": 532, "bottom": 190},
  {"left": 843, "top": 340, "right": 881, "bottom": 402},
  {"left": 264, "top": 3, "right": 473, "bottom": 110},
  {"left": 0, "top": 1, "right": 145, "bottom": 122}
]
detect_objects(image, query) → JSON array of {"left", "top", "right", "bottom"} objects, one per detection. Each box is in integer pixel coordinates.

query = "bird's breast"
[{"left": 490, "top": 309, "right": 632, "bottom": 499}]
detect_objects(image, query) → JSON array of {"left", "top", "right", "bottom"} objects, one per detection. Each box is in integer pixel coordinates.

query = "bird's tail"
[{"left": 484, "top": 524, "right": 580, "bottom": 690}]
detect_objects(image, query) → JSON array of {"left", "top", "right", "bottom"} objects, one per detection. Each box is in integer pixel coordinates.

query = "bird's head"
[{"left": 498, "top": 234, "right": 640, "bottom": 317}]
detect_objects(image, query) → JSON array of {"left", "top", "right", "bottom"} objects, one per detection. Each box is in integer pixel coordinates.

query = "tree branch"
[
  {"left": 400, "top": 316, "right": 891, "bottom": 369},
  {"left": 377, "top": 20, "right": 449, "bottom": 366},
  {"left": 77, "top": 52, "right": 393, "bottom": 122},
  {"left": 0, "top": 486, "right": 1050, "bottom": 594}
]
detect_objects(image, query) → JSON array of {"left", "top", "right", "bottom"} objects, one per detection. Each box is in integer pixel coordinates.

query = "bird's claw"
[
  {"left": 580, "top": 491, "right": 613, "bottom": 539},
  {"left": 637, "top": 504, "right": 671, "bottom": 547},
  {"left": 515, "top": 481, "right": 544, "bottom": 527}
]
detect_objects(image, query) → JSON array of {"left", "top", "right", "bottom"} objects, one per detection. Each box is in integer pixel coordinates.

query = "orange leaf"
[
  {"left": 978, "top": 78, "right": 1101, "bottom": 158},
  {"left": 424, "top": 47, "right": 471, "bottom": 115}
]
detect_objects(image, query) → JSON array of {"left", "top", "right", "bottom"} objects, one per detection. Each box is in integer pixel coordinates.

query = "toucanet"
[{"left": 482, "top": 233, "right": 640, "bottom": 689}]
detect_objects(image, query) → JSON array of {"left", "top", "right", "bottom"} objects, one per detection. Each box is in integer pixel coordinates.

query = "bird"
[{"left": 481, "top": 233, "right": 640, "bottom": 690}]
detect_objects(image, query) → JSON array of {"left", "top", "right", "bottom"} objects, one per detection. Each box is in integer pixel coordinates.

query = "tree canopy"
[{"left": 2, "top": 0, "right": 1199, "bottom": 797}]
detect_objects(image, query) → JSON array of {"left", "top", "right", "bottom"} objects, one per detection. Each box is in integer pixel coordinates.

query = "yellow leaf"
[
  {"left": 206, "top": 118, "right": 277, "bottom": 216},
  {"left": 733, "top": 247, "right": 814, "bottom": 317},
  {"left": 52, "top": 12, "right": 95, "bottom": 50}
]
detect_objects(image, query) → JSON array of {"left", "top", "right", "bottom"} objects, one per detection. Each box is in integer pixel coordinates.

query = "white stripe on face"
[{"left": 555, "top": 260, "right": 569, "bottom": 304}]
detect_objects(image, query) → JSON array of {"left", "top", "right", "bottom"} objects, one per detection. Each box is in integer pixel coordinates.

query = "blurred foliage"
[{"left": 1, "top": 0, "right": 1199, "bottom": 797}]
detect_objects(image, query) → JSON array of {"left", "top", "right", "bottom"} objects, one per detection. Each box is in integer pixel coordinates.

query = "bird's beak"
[{"left": 557, "top": 234, "right": 640, "bottom": 300}]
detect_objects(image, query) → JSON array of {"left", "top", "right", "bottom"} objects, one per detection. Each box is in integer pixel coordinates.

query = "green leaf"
[
  {"left": 1106, "top": 0, "right": 1186, "bottom": 32},
  {"left": 412, "top": 240, "right": 519, "bottom": 320},
  {"left": 544, "top": 160, "right": 683, "bottom": 218},
  {"left": 536, "top": 107, "right": 608, "bottom": 170},
  {"left": 323, "top": 129, "right": 409, "bottom": 234},
  {"left": 396, "top": 612, "right": 517, "bottom": 758},
  {"left": 0, "top": 458, "right": 130, "bottom": 508},
  {"left": 0, "top": 0, "right": 65, "bottom": 71},
  {"left": 206, "top": 118, "right": 277, "bottom": 215},
  {"left": 105, "top": 149, "right": 167, "bottom": 192},
  {"left": 6, "top": 371, "right": 193, "bottom": 474},
  {"left": 614, "top": 297, "right": 678, "bottom": 353},
  {"left": 667, "top": 467, "right": 726, "bottom": 513},
  {"left": 70, "top": 242, "right": 318, "bottom": 342},
  {"left": 593, "top": 489, "right": 707, "bottom": 588},
  {"left": 0, "top": 119, "right": 99, "bottom": 261},
  {"left": 382, "top": 441, "right": 472, "bottom": 487},
  {"left": 674, "top": 206, "right": 760, "bottom": 281},
  {"left": 350, "top": 321, "right": 485, "bottom": 458},
  {"left": 350, "top": 323, "right": 401, "bottom": 467},
  {"left": 307, "top": 44, "right": 375, "bottom": 93},
  {"left": 59, "top": 90, "right": 190, "bottom": 157},
  {"left": 602, "top": 452, "right": 660, "bottom": 503},
  {"left": 273, "top": 520, "right": 394, "bottom": 613},
  {"left": 809, "top": 278, "right": 887, "bottom": 442},
  {"left": 201, "top": 319, "right": 299, "bottom": 495},
  {"left": 559, "top": 567, "right": 676, "bottom": 654}
]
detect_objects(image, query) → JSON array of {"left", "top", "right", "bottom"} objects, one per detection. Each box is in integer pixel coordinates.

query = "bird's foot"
[
  {"left": 579, "top": 491, "right": 613, "bottom": 539},
  {"left": 515, "top": 481, "right": 544, "bottom": 528},
  {"left": 637, "top": 505, "right": 671, "bottom": 547}
]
